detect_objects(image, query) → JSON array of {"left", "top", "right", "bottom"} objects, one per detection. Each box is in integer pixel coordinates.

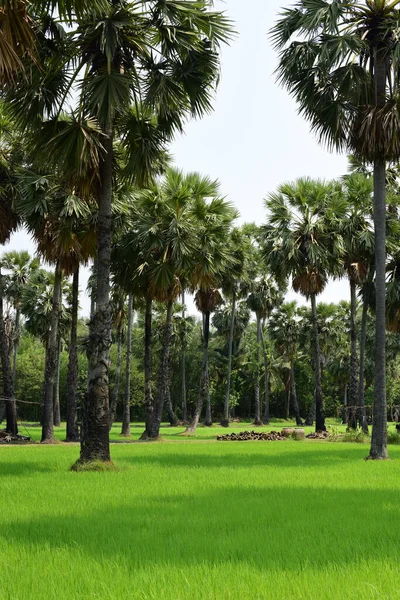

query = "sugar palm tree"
[
  {"left": 2, "top": 251, "right": 40, "bottom": 386},
  {"left": 263, "top": 179, "right": 343, "bottom": 432},
  {"left": 247, "top": 277, "right": 282, "bottom": 425},
  {"left": 271, "top": 0, "right": 400, "bottom": 458},
  {"left": 339, "top": 174, "right": 374, "bottom": 431},
  {"left": 269, "top": 302, "right": 304, "bottom": 426}
]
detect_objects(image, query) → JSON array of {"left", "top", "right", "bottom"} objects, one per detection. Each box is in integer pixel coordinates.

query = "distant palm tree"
[
  {"left": 272, "top": 0, "right": 400, "bottom": 458},
  {"left": 263, "top": 179, "right": 344, "bottom": 432}
]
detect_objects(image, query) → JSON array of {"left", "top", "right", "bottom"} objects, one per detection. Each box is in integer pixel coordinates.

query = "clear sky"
[{"left": 4, "top": 0, "right": 351, "bottom": 314}]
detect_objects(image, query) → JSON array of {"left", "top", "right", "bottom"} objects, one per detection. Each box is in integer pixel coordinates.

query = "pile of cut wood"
[
  {"left": 0, "top": 430, "right": 31, "bottom": 444},
  {"left": 217, "top": 430, "right": 285, "bottom": 441},
  {"left": 306, "top": 431, "right": 330, "bottom": 440}
]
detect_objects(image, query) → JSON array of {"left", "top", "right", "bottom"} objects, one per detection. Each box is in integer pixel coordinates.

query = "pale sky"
[{"left": 4, "top": 0, "right": 351, "bottom": 315}]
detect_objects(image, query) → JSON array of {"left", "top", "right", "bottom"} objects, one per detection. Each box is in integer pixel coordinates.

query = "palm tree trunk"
[
  {"left": 369, "top": 156, "right": 388, "bottom": 458},
  {"left": 290, "top": 362, "right": 303, "bottom": 426},
  {"left": 358, "top": 285, "right": 369, "bottom": 434},
  {"left": 184, "top": 311, "right": 210, "bottom": 434},
  {"left": 260, "top": 325, "right": 270, "bottom": 425},
  {"left": 41, "top": 262, "right": 62, "bottom": 443},
  {"left": 221, "top": 290, "right": 236, "bottom": 426},
  {"left": 109, "top": 298, "right": 124, "bottom": 430},
  {"left": 348, "top": 279, "right": 359, "bottom": 429},
  {"left": 343, "top": 385, "right": 348, "bottom": 425},
  {"left": 181, "top": 290, "right": 188, "bottom": 423},
  {"left": 305, "top": 392, "right": 315, "bottom": 426},
  {"left": 121, "top": 294, "right": 133, "bottom": 436},
  {"left": 204, "top": 365, "right": 212, "bottom": 426},
  {"left": 0, "top": 267, "right": 17, "bottom": 435},
  {"left": 79, "top": 131, "right": 113, "bottom": 464},
  {"left": 164, "top": 361, "right": 178, "bottom": 426},
  {"left": 140, "top": 298, "right": 157, "bottom": 439},
  {"left": 311, "top": 293, "right": 326, "bottom": 432},
  {"left": 53, "top": 338, "right": 61, "bottom": 427},
  {"left": 253, "top": 315, "right": 262, "bottom": 426},
  {"left": 66, "top": 268, "right": 79, "bottom": 442},
  {"left": 12, "top": 305, "right": 20, "bottom": 387}
]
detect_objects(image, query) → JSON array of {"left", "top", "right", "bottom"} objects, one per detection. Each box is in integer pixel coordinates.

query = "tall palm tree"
[
  {"left": 339, "top": 174, "right": 374, "bottom": 430},
  {"left": 271, "top": 0, "right": 400, "bottom": 458},
  {"left": 269, "top": 302, "right": 304, "bottom": 426},
  {"left": 247, "top": 277, "right": 282, "bottom": 425},
  {"left": 263, "top": 179, "right": 343, "bottom": 432},
  {"left": 2, "top": 251, "right": 40, "bottom": 386}
]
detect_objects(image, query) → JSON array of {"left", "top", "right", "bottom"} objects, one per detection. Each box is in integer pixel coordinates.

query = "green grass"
[{"left": 1, "top": 437, "right": 400, "bottom": 599}]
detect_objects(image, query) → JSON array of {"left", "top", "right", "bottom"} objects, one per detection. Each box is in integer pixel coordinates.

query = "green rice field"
[{"left": 1, "top": 423, "right": 400, "bottom": 599}]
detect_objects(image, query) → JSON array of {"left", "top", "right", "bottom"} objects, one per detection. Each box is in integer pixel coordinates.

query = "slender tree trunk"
[
  {"left": 181, "top": 290, "right": 188, "bottom": 423},
  {"left": 79, "top": 131, "right": 113, "bottom": 464},
  {"left": 290, "top": 362, "right": 303, "bottom": 425},
  {"left": 121, "top": 295, "right": 133, "bottom": 436},
  {"left": 139, "top": 299, "right": 156, "bottom": 439},
  {"left": 184, "top": 311, "right": 210, "bottom": 434},
  {"left": 311, "top": 293, "right": 326, "bottom": 432},
  {"left": 0, "top": 267, "right": 17, "bottom": 435},
  {"left": 53, "top": 338, "right": 61, "bottom": 427},
  {"left": 204, "top": 365, "right": 212, "bottom": 426},
  {"left": 343, "top": 385, "right": 348, "bottom": 425},
  {"left": 142, "top": 299, "right": 174, "bottom": 439},
  {"left": 12, "top": 305, "right": 20, "bottom": 387},
  {"left": 369, "top": 156, "right": 388, "bottom": 458},
  {"left": 221, "top": 290, "right": 236, "bottom": 426},
  {"left": 358, "top": 285, "right": 369, "bottom": 434},
  {"left": 109, "top": 298, "right": 124, "bottom": 430},
  {"left": 347, "top": 279, "right": 359, "bottom": 429},
  {"left": 305, "top": 392, "right": 315, "bottom": 426},
  {"left": 66, "top": 268, "right": 79, "bottom": 442},
  {"left": 260, "top": 325, "right": 270, "bottom": 425},
  {"left": 253, "top": 315, "right": 262, "bottom": 425},
  {"left": 286, "top": 387, "right": 290, "bottom": 419},
  {"left": 165, "top": 361, "right": 178, "bottom": 426},
  {"left": 41, "top": 262, "right": 62, "bottom": 443}
]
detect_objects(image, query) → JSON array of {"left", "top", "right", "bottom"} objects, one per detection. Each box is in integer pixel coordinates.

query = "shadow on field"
[
  {"left": 0, "top": 461, "right": 54, "bottom": 477},
  {"left": 1, "top": 481, "right": 397, "bottom": 571},
  {"left": 118, "top": 445, "right": 368, "bottom": 470}
]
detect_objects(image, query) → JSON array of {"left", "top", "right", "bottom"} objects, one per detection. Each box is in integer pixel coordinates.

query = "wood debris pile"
[{"left": 217, "top": 430, "right": 286, "bottom": 441}]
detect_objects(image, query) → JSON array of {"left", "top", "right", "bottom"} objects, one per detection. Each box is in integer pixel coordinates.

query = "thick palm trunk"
[
  {"left": 79, "top": 133, "right": 113, "bottom": 464},
  {"left": 53, "top": 338, "right": 61, "bottom": 426},
  {"left": 358, "top": 287, "right": 369, "bottom": 434},
  {"left": 0, "top": 267, "right": 17, "bottom": 435},
  {"left": 109, "top": 299, "right": 124, "bottom": 430},
  {"left": 12, "top": 306, "right": 20, "bottom": 387},
  {"left": 369, "top": 156, "right": 388, "bottom": 458},
  {"left": 221, "top": 291, "right": 236, "bottom": 426},
  {"left": 290, "top": 362, "right": 303, "bottom": 425},
  {"left": 41, "top": 262, "right": 62, "bottom": 443},
  {"left": 121, "top": 295, "right": 133, "bottom": 436},
  {"left": 181, "top": 290, "right": 188, "bottom": 422},
  {"left": 260, "top": 325, "right": 270, "bottom": 425},
  {"left": 348, "top": 279, "right": 359, "bottom": 429},
  {"left": 311, "top": 293, "right": 326, "bottom": 432},
  {"left": 66, "top": 268, "right": 79, "bottom": 442},
  {"left": 253, "top": 315, "right": 262, "bottom": 425},
  {"left": 185, "top": 311, "right": 210, "bottom": 434}
]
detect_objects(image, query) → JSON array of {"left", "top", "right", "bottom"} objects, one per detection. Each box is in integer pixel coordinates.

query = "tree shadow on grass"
[{"left": 1, "top": 483, "right": 398, "bottom": 573}]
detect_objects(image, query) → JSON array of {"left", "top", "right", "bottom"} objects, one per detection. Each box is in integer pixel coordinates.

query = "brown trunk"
[
  {"left": 12, "top": 305, "right": 20, "bottom": 387},
  {"left": 181, "top": 290, "right": 188, "bottom": 422},
  {"left": 66, "top": 268, "right": 79, "bottom": 441},
  {"left": 140, "top": 298, "right": 156, "bottom": 439},
  {"left": 53, "top": 337, "right": 61, "bottom": 426},
  {"left": 41, "top": 262, "right": 62, "bottom": 443},
  {"left": 311, "top": 293, "right": 326, "bottom": 432},
  {"left": 204, "top": 366, "right": 212, "bottom": 426},
  {"left": 79, "top": 130, "right": 113, "bottom": 463},
  {"left": 109, "top": 297, "right": 124, "bottom": 430},
  {"left": 0, "top": 267, "right": 17, "bottom": 434},
  {"left": 260, "top": 325, "right": 270, "bottom": 425},
  {"left": 121, "top": 295, "right": 133, "bottom": 436},
  {"left": 290, "top": 362, "right": 303, "bottom": 426},
  {"left": 184, "top": 311, "right": 210, "bottom": 434},
  {"left": 221, "top": 290, "right": 236, "bottom": 426},
  {"left": 347, "top": 279, "right": 359, "bottom": 429},
  {"left": 253, "top": 315, "right": 262, "bottom": 425}
]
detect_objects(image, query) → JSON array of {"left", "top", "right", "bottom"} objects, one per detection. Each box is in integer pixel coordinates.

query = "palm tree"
[
  {"left": 247, "top": 277, "right": 282, "bottom": 425},
  {"left": 120, "top": 294, "right": 133, "bottom": 437},
  {"left": 10, "top": 1, "right": 233, "bottom": 463},
  {"left": 108, "top": 288, "right": 126, "bottom": 429},
  {"left": 271, "top": 0, "right": 400, "bottom": 458},
  {"left": 339, "top": 174, "right": 374, "bottom": 430},
  {"left": 263, "top": 179, "right": 343, "bottom": 432},
  {"left": 2, "top": 251, "right": 40, "bottom": 386},
  {"left": 269, "top": 302, "right": 304, "bottom": 426}
]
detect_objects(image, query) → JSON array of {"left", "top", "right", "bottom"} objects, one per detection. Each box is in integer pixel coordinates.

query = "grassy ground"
[{"left": 1, "top": 433, "right": 400, "bottom": 599}]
